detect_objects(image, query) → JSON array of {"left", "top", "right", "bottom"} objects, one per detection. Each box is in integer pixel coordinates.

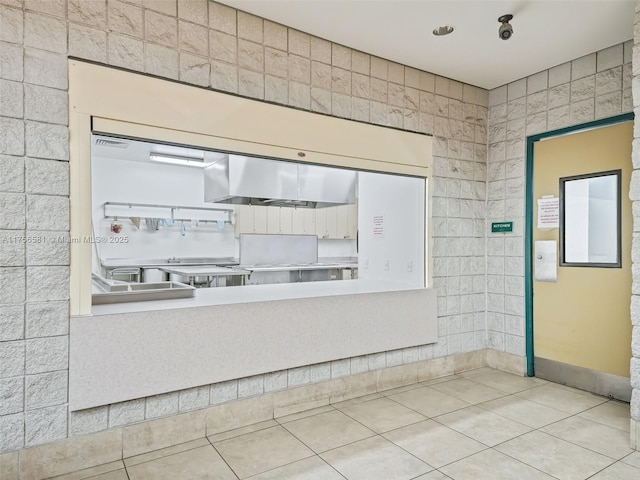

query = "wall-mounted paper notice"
[
  {"left": 535, "top": 240, "right": 557, "bottom": 282},
  {"left": 373, "top": 215, "right": 384, "bottom": 237},
  {"left": 537, "top": 197, "right": 559, "bottom": 229}
]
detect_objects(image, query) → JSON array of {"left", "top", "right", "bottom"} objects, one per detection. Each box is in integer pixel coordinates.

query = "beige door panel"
[{"left": 532, "top": 122, "right": 632, "bottom": 378}]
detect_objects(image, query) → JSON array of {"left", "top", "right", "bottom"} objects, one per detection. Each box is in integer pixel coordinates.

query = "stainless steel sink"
[{"left": 92, "top": 274, "right": 195, "bottom": 304}]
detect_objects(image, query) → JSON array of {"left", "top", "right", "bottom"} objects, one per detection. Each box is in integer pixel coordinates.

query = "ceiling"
[{"left": 218, "top": 0, "right": 635, "bottom": 90}]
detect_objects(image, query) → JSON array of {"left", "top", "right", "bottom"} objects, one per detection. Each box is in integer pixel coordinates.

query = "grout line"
[
  {"left": 205, "top": 419, "right": 282, "bottom": 448},
  {"left": 206, "top": 438, "right": 241, "bottom": 480},
  {"left": 274, "top": 404, "right": 338, "bottom": 425},
  {"left": 533, "top": 417, "right": 632, "bottom": 461},
  {"left": 84, "top": 378, "right": 634, "bottom": 479},
  {"left": 123, "top": 440, "right": 210, "bottom": 469}
]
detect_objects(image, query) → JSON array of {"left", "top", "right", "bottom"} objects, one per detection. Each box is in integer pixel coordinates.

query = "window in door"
[{"left": 559, "top": 169, "right": 621, "bottom": 267}]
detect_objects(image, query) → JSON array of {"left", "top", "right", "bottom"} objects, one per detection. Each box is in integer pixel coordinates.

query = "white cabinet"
[
  {"left": 334, "top": 205, "right": 357, "bottom": 239},
  {"left": 317, "top": 204, "right": 357, "bottom": 239},
  {"left": 238, "top": 204, "right": 356, "bottom": 239},
  {"left": 316, "top": 207, "right": 337, "bottom": 239},
  {"left": 292, "top": 208, "right": 316, "bottom": 235},
  {"left": 234, "top": 205, "right": 268, "bottom": 235},
  {"left": 267, "top": 207, "right": 292, "bottom": 234}
]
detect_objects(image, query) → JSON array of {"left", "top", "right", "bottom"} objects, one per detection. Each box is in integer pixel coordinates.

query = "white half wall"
[{"left": 69, "top": 287, "right": 437, "bottom": 410}]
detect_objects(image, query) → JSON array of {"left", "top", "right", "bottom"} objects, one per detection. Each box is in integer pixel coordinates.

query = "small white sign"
[
  {"left": 373, "top": 215, "right": 384, "bottom": 237},
  {"left": 537, "top": 197, "right": 559, "bottom": 229}
]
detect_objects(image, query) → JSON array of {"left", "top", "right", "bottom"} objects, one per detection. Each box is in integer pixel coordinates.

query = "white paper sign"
[
  {"left": 373, "top": 215, "right": 384, "bottom": 237},
  {"left": 537, "top": 197, "right": 559, "bottom": 229}
]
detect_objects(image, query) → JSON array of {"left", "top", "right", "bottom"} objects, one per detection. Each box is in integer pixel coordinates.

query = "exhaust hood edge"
[{"left": 204, "top": 156, "right": 356, "bottom": 208}]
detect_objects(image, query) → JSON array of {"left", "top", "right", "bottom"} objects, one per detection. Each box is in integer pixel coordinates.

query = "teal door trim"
[{"left": 524, "top": 112, "right": 634, "bottom": 377}]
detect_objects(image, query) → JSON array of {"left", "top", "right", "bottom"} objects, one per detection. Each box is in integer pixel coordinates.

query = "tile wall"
[
  {"left": 485, "top": 42, "right": 633, "bottom": 361},
  {"left": 631, "top": 1, "right": 640, "bottom": 433},
  {"left": 0, "top": 0, "right": 489, "bottom": 454}
]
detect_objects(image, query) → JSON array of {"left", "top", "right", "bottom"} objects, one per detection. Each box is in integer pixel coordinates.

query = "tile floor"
[{"left": 52, "top": 368, "right": 640, "bottom": 480}]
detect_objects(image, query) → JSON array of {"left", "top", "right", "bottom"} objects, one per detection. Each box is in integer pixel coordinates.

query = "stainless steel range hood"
[{"left": 204, "top": 155, "right": 356, "bottom": 208}]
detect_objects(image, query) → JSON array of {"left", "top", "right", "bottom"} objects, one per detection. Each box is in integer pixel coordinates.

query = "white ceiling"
[{"left": 219, "top": 0, "right": 635, "bottom": 90}]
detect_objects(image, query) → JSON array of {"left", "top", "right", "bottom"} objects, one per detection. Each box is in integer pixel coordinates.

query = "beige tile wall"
[
  {"left": 630, "top": 1, "right": 640, "bottom": 428},
  {"left": 0, "top": 0, "right": 488, "bottom": 455},
  {"left": 486, "top": 42, "right": 633, "bottom": 361}
]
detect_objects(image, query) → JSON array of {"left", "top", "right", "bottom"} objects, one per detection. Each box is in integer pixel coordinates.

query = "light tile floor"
[{"left": 52, "top": 368, "right": 640, "bottom": 480}]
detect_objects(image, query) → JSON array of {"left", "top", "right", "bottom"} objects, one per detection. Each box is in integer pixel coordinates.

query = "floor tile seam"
[
  {"left": 326, "top": 403, "right": 394, "bottom": 436},
  {"left": 431, "top": 403, "right": 536, "bottom": 439},
  {"left": 46, "top": 460, "right": 127, "bottom": 480},
  {"left": 378, "top": 383, "right": 425, "bottom": 397},
  {"left": 462, "top": 375, "right": 525, "bottom": 395},
  {"left": 510, "top": 392, "right": 600, "bottom": 414},
  {"left": 542, "top": 408, "right": 626, "bottom": 434},
  {"left": 381, "top": 388, "right": 446, "bottom": 419},
  {"left": 123, "top": 441, "right": 211, "bottom": 469},
  {"left": 208, "top": 421, "right": 288, "bottom": 445},
  {"left": 407, "top": 468, "right": 454, "bottom": 480},
  {"left": 576, "top": 401, "right": 632, "bottom": 433},
  {"left": 408, "top": 384, "right": 492, "bottom": 408},
  {"left": 242, "top": 454, "right": 349, "bottom": 480},
  {"left": 330, "top": 394, "right": 385, "bottom": 410},
  {"left": 338, "top": 402, "right": 431, "bottom": 436},
  {"left": 619, "top": 450, "right": 640, "bottom": 462},
  {"left": 426, "top": 384, "right": 507, "bottom": 405},
  {"left": 472, "top": 393, "right": 569, "bottom": 430},
  {"left": 318, "top": 456, "right": 349, "bottom": 480},
  {"left": 484, "top": 445, "right": 566, "bottom": 480},
  {"left": 541, "top": 383, "right": 611, "bottom": 402},
  {"left": 492, "top": 429, "right": 620, "bottom": 472},
  {"left": 275, "top": 405, "right": 339, "bottom": 425},
  {"left": 393, "top": 441, "right": 493, "bottom": 472},
  {"left": 206, "top": 437, "right": 242, "bottom": 480},
  {"left": 583, "top": 460, "right": 636, "bottom": 479},
  {"left": 242, "top": 451, "right": 319, "bottom": 479},
  {"left": 425, "top": 415, "right": 497, "bottom": 450},
  {"left": 331, "top": 433, "right": 437, "bottom": 475},
  {"left": 576, "top": 415, "right": 632, "bottom": 434},
  {"left": 535, "top": 422, "right": 633, "bottom": 461},
  {"left": 464, "top": 375, "right": 549, "bottom": 395},
  {"left": 58, "top": 466, "right": 129, "bottom": 480},
  {"left": 278, "top": 416, "right": 377, "bottom": 456},
  {"left": 419, "top": 377, "right": 461, "bottom": 389},
  {"left": 120, "top": 467, "right": 131, "bottom": 480}
]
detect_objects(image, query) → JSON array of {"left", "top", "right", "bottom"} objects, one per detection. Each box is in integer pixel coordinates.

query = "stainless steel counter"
[
  {"left": 101, "top": 257, "right": 238, "bottom": 268},
  {"left": 243, "top": 262, "right": 357, "bottom": 272},
  {"left": 157, "top": 265, "right": 250, "bottom": 287},
  {"left": 100, "top": 257, "right": 358, "bottom": 286}
]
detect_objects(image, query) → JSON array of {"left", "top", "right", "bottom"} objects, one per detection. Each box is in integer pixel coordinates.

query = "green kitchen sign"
[{"left": 491, "top": 221, "right": 513, "bottom": 233}]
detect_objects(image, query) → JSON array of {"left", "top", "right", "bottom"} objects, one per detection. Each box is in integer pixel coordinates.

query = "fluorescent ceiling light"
[{"left": 149, "top": 153, "right": 211, "bottom": 168}]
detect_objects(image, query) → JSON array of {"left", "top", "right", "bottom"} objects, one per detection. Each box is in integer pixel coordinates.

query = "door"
[{"left": 532, "top": 121, "right": 632, "bottom": 400}]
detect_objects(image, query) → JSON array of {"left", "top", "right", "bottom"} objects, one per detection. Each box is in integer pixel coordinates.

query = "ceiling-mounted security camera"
[{"left": 498, "top": 14, "right": 514, "bottom": 40}]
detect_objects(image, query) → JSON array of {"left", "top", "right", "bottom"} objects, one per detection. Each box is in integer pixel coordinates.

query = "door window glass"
[{"left": 559, "top": 169, "right": 621, "bottom": 267}]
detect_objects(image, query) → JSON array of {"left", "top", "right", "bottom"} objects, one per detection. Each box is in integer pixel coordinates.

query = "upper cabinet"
[
  {"left": 236, "top": 205, "right": 356, "bottom": 240},
  {"left": 336, "top": 204, "right": 358, "bottom": 240},
  {"left": 267, "top": 207, "right": 293, "bottom": 234},
  {"left": 234, "top": 205, "right": 268, "bottom": 235},
  {"left": 292, "top": 208, "right": 316, "bottom": 235}
]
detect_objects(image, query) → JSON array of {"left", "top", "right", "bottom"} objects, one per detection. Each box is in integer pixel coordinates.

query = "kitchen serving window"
[{"left": 90, "top": 134, "right": 428, "bottom": 307}]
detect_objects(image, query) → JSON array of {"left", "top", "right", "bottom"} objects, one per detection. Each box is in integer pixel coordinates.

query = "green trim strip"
[{"left": 524, "top": 112, "right": 634, "bottom": 377}]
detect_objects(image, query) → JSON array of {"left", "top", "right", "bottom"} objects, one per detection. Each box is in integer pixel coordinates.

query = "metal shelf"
[{"left": 103, "top": 202, "right": 234, "bottom": 224}]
